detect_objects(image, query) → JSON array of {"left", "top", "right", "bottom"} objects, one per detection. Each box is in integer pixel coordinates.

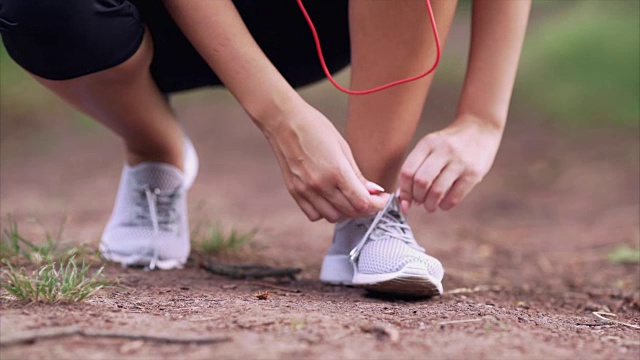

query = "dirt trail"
[{"left": 1, "top": 79, "right": 639, "bottom": 359}]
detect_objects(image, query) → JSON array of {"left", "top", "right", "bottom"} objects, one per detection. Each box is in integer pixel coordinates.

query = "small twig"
[
  {"left": 592, "top": 312, "right": 640, "bottom": 330},
  {"left": 200, "top": 260, "right": 301, "bottom": 280},
  {"left": 0, "top": 325, "right": 231, "bottom": 347},
  {"left": 576, "top": 323, "right": 613, "bottom": 327},
  {"left": 437, "top": 318, "right": 484, "bottom": 327},
  {"left": 445, "top": 285, "right": 502, "bottom": 295}
]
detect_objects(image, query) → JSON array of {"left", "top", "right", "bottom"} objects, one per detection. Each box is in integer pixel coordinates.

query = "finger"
[
  {"left": 412, "top": 152, "right": 449, "bottom": 205},
  {"left": 338, "top": 159, "right": 382, "bottom": 214},
  {"left": 320, "top": 186, "right": 362, "bottom": 218},
  {"left": 440, "top": 176, "right": 479, "bottom": 211},
  {"left": 339, "top": 176, "right": 390, "bottom": 216},
  {"left": 340, "top": 143, "right": 389, "bottom": 214},
  {"left": 399, "top": 140, "right": 433, "bottom": 203},
  {"left": 304, "top": 191, "right": 344, "bottom": 223},
  {"left": 295, "top": 196, "right": 322, "bottom": 222},
  {"left": 424, "top": 165, "right": 462, "bottom": 213},
  {"left": 365, "top": 181, "right": 385, "bottom": 195},
  {"left": 400, "top": 199, "right": 411, "bottom": 214},
  {"left": 367, "top": 192, "right": 391, "bottom": 212}
]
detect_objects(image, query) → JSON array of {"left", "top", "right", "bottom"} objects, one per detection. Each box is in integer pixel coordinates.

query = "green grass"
[
  {"left": 517, "top": 1, "right": 640, "bottom": 127},
  {"left": 1, "top": 257, "right": 108, "bottom": 303},
  {"left": 0, "top": 42, "right": 58, "bottom": 114},
  {"left": 0, "top": 215, "right": 96, "bottom": 264},
  {"left": 608, "top": 245, "right": 640, "bottom": 264},
  {"left": 0, "top": 41, "right": 94, "bottom": 131},
  {"left": 0, "top": 215, "right": 110, "bottom": 303},
  {"left": 191, "top": 221, "right": 257, "bottom": 256}
]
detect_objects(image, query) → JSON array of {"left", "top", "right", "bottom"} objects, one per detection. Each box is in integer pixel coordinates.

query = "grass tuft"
[
  {"left": 192, "top": 221, "right": 257, "bottom": 256},
  {"left": 0, "top": 215, "right": 111, "bottom": 303},
  {"left": 1, "top": 256, "right": 109, "bottom": 303},
  {"left": 608, "top": 245, "right": 640, "bottom": 264},
  {"left": 1, "top": 215, "right": 97, "bottom": 264}
]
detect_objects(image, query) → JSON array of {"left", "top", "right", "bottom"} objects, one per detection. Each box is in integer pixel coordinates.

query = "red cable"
[{"left": 296, "top": 0, "right": 441, "bottom": 95}]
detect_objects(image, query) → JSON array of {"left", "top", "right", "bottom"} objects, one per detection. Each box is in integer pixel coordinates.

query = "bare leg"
[
  {"left": 346, "top": 0, "right": 458, "bottom": 190},
  {"left": 32, "top": 29, "right": 184, "bottom": 169}
]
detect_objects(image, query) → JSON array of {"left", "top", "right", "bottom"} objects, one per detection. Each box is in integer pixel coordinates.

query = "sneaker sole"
[
  {"left": 352, "top": 263, "right": 443, "bottom": 297},
  {"left": 99, "top": 244, "right": 186, "bottom": 270},
  {"left": 319, "top": 254, "right": 353, "bottom": 285}
]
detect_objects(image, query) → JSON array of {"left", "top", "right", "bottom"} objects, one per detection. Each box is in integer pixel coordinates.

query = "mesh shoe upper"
[
  {"left": 327, "top": 216, "right": 374, "bottom": 256},
  {"left": 100, "top": 136, "right": 198, "bottom": 270},
  {"left": 351, "top": 195, "right": 444, "bottom": 281},
  {"left": 101, "top": 163, "right": 189, "bottom": 269}
]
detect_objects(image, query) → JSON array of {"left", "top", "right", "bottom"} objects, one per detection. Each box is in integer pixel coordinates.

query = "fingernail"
[
  {"left": 367, "top": 181, "right": 384, "bottom": 194},
  {"left": 400, "top": 200, "right": 410, "bottom": 214}
]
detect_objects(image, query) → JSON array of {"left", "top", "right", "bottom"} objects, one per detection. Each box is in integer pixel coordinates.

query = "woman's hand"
[
  {"left": 398, "top": 115, "right": 503, "bottom": 213},
  {"left": 264, "top": 101, "right": 390, "bottom": 223}
]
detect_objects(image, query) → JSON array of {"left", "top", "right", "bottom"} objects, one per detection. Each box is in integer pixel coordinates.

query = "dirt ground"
[{"left": 1, "top": 73, "right": 639, "bottom": 360}]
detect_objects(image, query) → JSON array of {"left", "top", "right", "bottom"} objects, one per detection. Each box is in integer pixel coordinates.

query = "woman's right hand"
[
  {"left": 263, "top": 100, "right": 390, "bottom": 223},
  {"left": 163, "top": 0, "right": 388, "bottom": 222}
]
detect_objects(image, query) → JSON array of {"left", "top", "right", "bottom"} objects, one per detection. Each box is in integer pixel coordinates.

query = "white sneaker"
[
  {"left": 100, "top": 137, "right": 199, "bottom": 270},
  {"left": 321, "top": 194, "right": 444, "bottom": 297},
  {"left": 320, "top": 216, "right": 373, "bottom": 285}
]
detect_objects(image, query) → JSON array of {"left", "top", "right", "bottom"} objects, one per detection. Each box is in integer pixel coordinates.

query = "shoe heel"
[
  {"left": 320, "top": 254, "right": 354, "bottom": 285},
  {"left": 183, "top": 136, "right": 199, "bottom": 190}
]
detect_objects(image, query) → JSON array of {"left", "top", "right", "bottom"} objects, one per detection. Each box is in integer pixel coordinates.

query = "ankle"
[{"left": 126, "top": 142, "right": 184, "bottom": 170}]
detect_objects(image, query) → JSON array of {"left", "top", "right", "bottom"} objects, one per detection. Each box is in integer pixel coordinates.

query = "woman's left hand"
[{"left": 398, "top": 115, "right": 504, "bottom": 213}]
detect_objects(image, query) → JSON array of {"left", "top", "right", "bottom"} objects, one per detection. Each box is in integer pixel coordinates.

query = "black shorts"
[{"left": 0, "top": 0, "right": 350, "bottom": 93}]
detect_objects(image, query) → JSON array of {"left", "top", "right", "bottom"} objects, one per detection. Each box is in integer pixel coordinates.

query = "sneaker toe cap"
[
  {"left": 388, "top": 255, "right": 444, "bottom": 281},
  {"left": 358, "top": 242, "right": 444, "bottom": 281}
]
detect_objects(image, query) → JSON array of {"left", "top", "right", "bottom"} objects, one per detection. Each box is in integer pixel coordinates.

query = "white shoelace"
[
  {"left": 114, "top": 186, "right": 179, "bottom": 270},
  {"left": 349, "top": 193, "right": 424, "bottom": 263},
  {"left": 144, "top": 187, "right": 161, "bottom": 270}
]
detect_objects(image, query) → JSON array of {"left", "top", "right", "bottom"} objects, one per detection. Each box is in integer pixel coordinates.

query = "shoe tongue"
[
  {"left": 369, "top": 195, "right": 409, "bottom": 240},
  {"left": 129, "top": 163, "right": 183, "bottom": 191},
  {"left": 385, "top": 195, "right": 404, "bottom": 223}
]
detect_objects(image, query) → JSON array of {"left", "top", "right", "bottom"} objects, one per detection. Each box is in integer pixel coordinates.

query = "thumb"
[
  {"left": 368, "top": 191, "right": 391, "bottom": 211},
  {"left": 341, "top": 142, "right": 389, "bottom": 211},
  {"left": 341, "top": 141, "right": 384, "bottom": 193}
]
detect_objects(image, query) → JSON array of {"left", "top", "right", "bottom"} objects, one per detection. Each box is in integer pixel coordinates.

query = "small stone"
[{"left": 119, "top": 340, "right": 144, "bottom": 354}]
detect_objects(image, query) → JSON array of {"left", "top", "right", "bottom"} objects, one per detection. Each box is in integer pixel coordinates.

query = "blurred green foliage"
[
  {"left": 518, "top": 1, "right": 639, "bottom": 126},
  {"left": 0, "top": 42, "right": 91, "bottom": 130},
  {"left": 608, "top": 244, "right": 640, "bottom": 264},
  {"left": 0, "top": 42, "right": 56, "bottom": 112}
]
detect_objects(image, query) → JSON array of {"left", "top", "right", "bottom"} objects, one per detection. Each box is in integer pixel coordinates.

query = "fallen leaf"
[{"left": 254, "top": 291, "right": 271, "bottom": 300}]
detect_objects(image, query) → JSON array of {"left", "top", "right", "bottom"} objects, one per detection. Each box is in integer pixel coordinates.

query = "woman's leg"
[
  {"left": 32, "top": 30, "right": 184, "bottom": 169},
  {"left": 321, "top": 1, "right": 459, "bottom": 294},
  {"left": 1, "top": 0, "right": 184, "bottom": 168},
  {"left": 1, "top": 0, "right": 196, "bottom": 269},
  {"left": 346, "top": 0, "right": 459, "bottom": 190}
]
